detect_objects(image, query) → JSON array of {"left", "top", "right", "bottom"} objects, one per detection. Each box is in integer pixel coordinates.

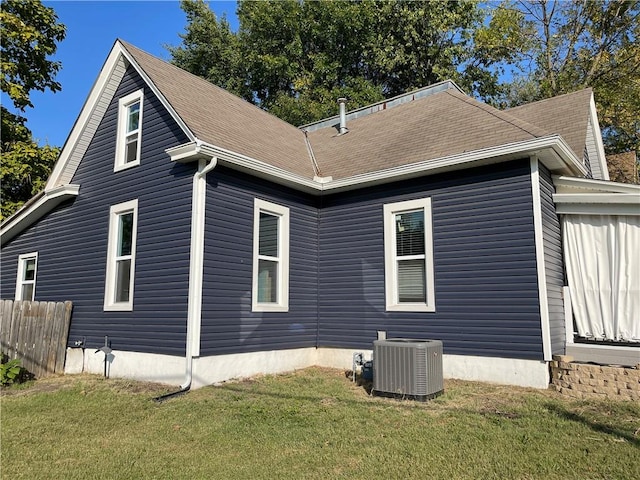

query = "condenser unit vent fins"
[{"left": 373, "top": 338, "right": 444, "bottom": 401}]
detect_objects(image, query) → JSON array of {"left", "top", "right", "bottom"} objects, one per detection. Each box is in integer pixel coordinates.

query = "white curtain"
[{"left": 563, "top": 214, "right": 640, "bottom": 342}]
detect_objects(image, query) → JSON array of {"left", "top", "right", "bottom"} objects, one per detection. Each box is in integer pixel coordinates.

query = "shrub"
[{"left": 1, "top": 354, "right": 24, "bottom": 386}]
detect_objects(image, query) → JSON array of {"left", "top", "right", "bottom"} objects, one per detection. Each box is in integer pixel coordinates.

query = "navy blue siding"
[
  {"left": 1, "top": 65, "right": 193, "bottom": 355},
  {"left": 200, "top": 166, "right": 319, "bottom": 355},
  {"left": 539, "top": 163, "right": 565, "bottom": 355},
  {"left": 318, "top": 160, "right": 545, "bottom": 360}
]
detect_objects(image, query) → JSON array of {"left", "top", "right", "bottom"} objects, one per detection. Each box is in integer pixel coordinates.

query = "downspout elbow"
[{"left": 198, "top": 157, "right": 218, "bottom": 178}]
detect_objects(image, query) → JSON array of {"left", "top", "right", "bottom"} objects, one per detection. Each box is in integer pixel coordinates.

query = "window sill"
[
  {"left": 252, "top": 304, "right": 289, "bottom": 313},
  {"left": 114, "top": 160, "right": 140, "bottom": 173},
  {"left": 386, "top": 304, "right": 436, "bottom": 313},
  {"left": 104, "top": 303, "right": 134, "bottom": 312}
]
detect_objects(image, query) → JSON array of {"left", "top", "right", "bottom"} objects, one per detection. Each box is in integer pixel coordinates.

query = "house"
[{"left": 1, "top": 40, "right": 638, "bottom": 389}]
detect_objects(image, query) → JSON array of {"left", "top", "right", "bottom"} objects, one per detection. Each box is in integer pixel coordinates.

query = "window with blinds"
[{"left": 383, "top": 198, "right": 435, "bottom": 312}]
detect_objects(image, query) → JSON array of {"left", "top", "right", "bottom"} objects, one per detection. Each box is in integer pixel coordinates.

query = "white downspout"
[{"left": 181, "top": 155, "right": 217, "bottom": 390}]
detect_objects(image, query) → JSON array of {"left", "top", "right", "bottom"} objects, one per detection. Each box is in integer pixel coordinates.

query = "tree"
[
  {"left": 167, "top": 0, "right": 248, "bottom": 99},
  {"left": 489, "top": 0, "right": 639, "bottom": 155},
  {"left": 170, "top": 0, "right": 509, "bottom": 126},
  {"left": 1, "top": 0, "right": 66, "bottom": 221}
]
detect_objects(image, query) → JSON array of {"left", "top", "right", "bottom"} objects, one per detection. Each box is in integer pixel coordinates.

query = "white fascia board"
[
  {"left": 167, "top": 135, "right": 586, "bottom": 196},
  {"left": 166, "top": 141, "right": 320, "bottom": 193},
  {"left": 553, "top": 175, "right": 640, "bottom": 194},
  {"left": 0, "top": 185, "right": 80, "bottom": 246},
  {"left": 553, "top": 193, "right": 640, "bottom": 204},
  {"left": 588, "top": 93, "right": 610, "bottom": 181},
  {"left": 323, "top": 135, "right": 587, "bottom": 193},
  {"left": 553, "top": 193, "right": 640, "bottom": 215},
  {"left": 46, "top": 43, "right": 126, "bottom": 189}
]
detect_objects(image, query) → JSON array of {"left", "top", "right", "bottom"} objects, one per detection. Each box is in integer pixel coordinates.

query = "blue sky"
[{"left": 22, "top": 1, "right": 239, "bottom": 147}]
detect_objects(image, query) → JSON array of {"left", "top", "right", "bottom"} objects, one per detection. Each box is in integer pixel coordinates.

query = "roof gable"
[{"left": 46, "top": 40, "right": 316, "bottom": 190}]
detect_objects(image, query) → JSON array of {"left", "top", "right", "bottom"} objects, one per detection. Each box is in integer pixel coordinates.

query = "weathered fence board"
[{"left": 0, "top": 300, "right": 73, "bottom": 378}]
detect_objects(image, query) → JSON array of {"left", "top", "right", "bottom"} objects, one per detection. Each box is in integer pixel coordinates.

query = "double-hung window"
[
  {"left": 252, "top": 198, "right": 289, "bottom": 312},
  {"left": 15, "top": 252, "right": 38, "bottom": 301},
  {"left": 115, "top": 89, "right": 143, "bottom": 171},
  {"left": 104, "top": 199, "right": 138, "bottom": 311},
  {"left": 384, "top": 198, "right": 435, "bottom": 311}
]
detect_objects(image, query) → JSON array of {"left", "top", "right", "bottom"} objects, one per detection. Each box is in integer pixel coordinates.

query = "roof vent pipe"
[{"left": 338, "top": 97, "right": 348, "bottom": 135}]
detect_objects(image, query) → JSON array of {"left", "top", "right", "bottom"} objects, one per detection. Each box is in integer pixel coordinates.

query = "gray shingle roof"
[
  {"left": 121, "top": 41, "right": 592, "bottom": 182},
  {"left": 306, "top": 90, "right": 549, "bottom": 180},
  {"left": 506, "top": 89, "right": 593, "bottom": 160},
  {"left": 120, "top": 41, "right": 315, "bottom": 178}
]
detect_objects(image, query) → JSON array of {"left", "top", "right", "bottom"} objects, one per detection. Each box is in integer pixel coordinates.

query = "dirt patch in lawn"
[{"left": 1, "top": 374, "right": 172, "bottom": 398}]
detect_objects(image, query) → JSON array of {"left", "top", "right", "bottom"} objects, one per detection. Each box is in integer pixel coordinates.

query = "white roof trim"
[
  {"left": 553, "top": 175, "right": 640, "bottom": 194},
  {"left": 167, "top": 142, "right": 321, "bottom": 193},
  {"left": 553, "top": 175, "right": 640, "bottom": 215},
  {"left": 46, "top": 40, "right": 196, "bottom": 190},
  {"left": 46, "top": 47, "right": 126, "bottom": 188},
  {"left": 587, "top": 93, "right": 610, "bottom": 181},
  {"left": 168, "top": 135, "right": 587, "bottom": 195},
  {"left": 1, "top": 185, "right": 80, "bottom": 246},
  {"left": 323, "top": 135, "right": 586, "bottom": 193}
]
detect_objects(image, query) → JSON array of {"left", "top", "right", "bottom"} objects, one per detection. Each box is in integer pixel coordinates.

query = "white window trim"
[
  {"left": 15, "top": 252, "right": 38, "bottom": 301},
  {"left": 252, "top": 198, "right": 290, "bottom": 312},
  {"left": 104, "top": 199, "right": 138, "bottom": 311},
  {"left": 383, "top": 198, "right": 436, "bottom": 312},
  {"left": 114, "top": 89, "right": 144, "bottom": 172}
]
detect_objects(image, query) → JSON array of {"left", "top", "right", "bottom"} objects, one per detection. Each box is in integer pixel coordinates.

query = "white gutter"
[
  {"left": 167, "top": 135, "right": 586, "bottom": 196},
  {"left": 553, "top": 175, "right": 640, "bottom": 194},
  {"left": 167, "top": 141, "right": 320, "bottom": 192},
  {"left": 1, "top": 185, "right": 80, "bottom": 246},
  {"left": 181, "top": 156, "right": 217, "bottom": 391},
  {"left": 322, "top": 135, "right": 587, "bottom": 193}
]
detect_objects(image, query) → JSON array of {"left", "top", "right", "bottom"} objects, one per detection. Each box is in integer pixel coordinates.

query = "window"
[
  {"left": 384, "top": 198, "right": 435, "bottom": 312},
  {"left": 15, "top": 252, "right": 38, "bottom": 301},
  {"left": 104, "top": 199, "right": 138, "bottom": 311},
  {"left": 115, "top": 89, "right": 143, "bottom": 171},
  {"left": 252, "top": 198, "right": 289, "bottom": 311}
]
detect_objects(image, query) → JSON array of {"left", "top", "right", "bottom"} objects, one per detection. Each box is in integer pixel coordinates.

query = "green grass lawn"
[{"left": 1, "top": 367, "right": 638, "bottom": 479}]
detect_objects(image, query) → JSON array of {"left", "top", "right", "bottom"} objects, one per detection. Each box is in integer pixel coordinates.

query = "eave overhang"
[
  {"left": 552, "top": 175, "right": 640, "bottom": 215},
  {"left": 167, "top": 141, "right": 321, "bottom": 193},
  {"left": 0, "top": 184, "right": 80, "bottom": 246},
  {"left": 167, "top": 134, "right": 587, "bottom": 195}
]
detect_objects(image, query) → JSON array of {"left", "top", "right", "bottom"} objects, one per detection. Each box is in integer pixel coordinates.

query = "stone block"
[{"left": 553, "top": 355, "right": 573, "bottom": 363}]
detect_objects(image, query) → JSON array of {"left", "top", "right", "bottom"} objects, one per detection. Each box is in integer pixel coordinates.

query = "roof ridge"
[
  {"left": 506, "top": 88, "right": 593, "bottom": 112},
  {"left": 444, "top": 90, "right": 548, "bottom": 138}
]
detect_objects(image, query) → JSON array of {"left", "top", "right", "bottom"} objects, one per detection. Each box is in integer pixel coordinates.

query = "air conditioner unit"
[{"left": 373, "top": 338, "right": 443, "bottom": 401}]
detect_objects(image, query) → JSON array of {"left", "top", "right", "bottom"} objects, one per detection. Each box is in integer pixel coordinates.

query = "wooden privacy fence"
[{"left": 1, "top": 300, "right": 73, "bottom": 378}]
